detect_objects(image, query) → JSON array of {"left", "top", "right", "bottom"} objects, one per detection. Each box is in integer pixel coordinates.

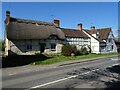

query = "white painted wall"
[
  {"left": 8, "top": 39, "right": 63, "bottom": 55},
  {"left": 83, "top": 30, "right": 100, "bottom": 53},
  {"left": 100, "top": 31, "right": 117, "bottom": 53},
  {"left": 91, "top": 37, "right": 100, "bottom": 53},
  {"left": 66, "top": 37, "right": 90, "bottom": 50},
  {"left": 92, "top": 34, "right": 96, "bottom": 38}
]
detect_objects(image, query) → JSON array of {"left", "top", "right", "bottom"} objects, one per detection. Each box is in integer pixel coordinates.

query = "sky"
[{"left": 1, "top": 2, "right": 118, "bottom": 40}]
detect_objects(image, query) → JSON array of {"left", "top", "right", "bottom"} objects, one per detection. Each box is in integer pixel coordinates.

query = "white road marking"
[
  {"left": 26, "top": 69, "right": 99, "bottom": 90},
  {"left": 35, "top": 69, "right": 39, "bottom": 71},
  {"left": 31, "top": 75, "right": 78, "bottom": 89},
  {"left": 107, "top": 63, "right": 119, "bottom": 68},
  {"left": 111, "top": 58, "right": 119, "bottom": 61},
  {"left": 112, "top": 64, "right": 119, "bottom": 66},
  {"left": 53, "top": 66, "right": 57, "bottom": 68},
  {"left": 8, "top": 73, "right": 16, "bottom": 76}
]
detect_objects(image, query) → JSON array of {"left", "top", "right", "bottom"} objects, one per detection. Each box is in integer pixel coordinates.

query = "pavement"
[{"left": 2, "top": 54, "right": 119, "bottom": 76}]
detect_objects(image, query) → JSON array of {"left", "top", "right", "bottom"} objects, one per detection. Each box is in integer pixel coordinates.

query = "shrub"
[
  {"left": 62, "top": 45, "right": 77, "bottom": 56},
  {"left": 35, "top": 52, "right": 42, "bottom": 56},
  {"left": 0, "top": 40, "right": 4, "bottom": 51},
  {"left": 80, "top": 47, "right": 89, "bottom": 55},
  {"left": 88, "top": 45, "right": 91, "bottom": 53},
  {"left": 2, "top": 41, "right": 5, "bottom": 51},
  {"left": 76, "top": 50, "right": 82, "bottom": 55}
]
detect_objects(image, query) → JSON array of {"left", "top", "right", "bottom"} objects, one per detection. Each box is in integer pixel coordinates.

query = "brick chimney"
[
  {"left": 91, "top": 26, "right": 95, "bottom": 30},
  {"left": 78, "top": 23, "right": 82, "bottom": 31},
  {"left": 5, "top": 11, "right": 10, "bottom": 25},
  {"left": 52, "top": 20, "right": 60, "bottom": 27}
]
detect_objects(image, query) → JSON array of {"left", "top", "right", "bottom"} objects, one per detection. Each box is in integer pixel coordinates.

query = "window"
[
  {"left": 111, "top": 45, "right": 113, "bottom": 50},
  {"left": 100, "top": 46, "right": 105, "bottom": 50},
  {"left": 27, "top": 45, "right": 29, "bottom": 50},
  {"left": 49, "top": 35, "right": 57, "bottom": 40},
  {"left": 108, "top": 39, "right": 112, "bottom": 43},
  {"left": 27, "top": 45, "right": 32, "bottom": 50},
  {"left": 51, "top": 44, "right": 56, "bottom": 51},
  {"left": 30, "top": 45, "right": 32, "bottom": 50}
]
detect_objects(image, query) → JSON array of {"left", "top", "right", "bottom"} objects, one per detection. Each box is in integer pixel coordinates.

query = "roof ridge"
[
  {"left": 10, "top": 17, "right": 56, "bottom": 27},
  {"left": 95, "top": 27, "right": 111, "bottom": 30},
  {"left": 83, "top": 27, "right": 111, "bottom": 31},
  {"left": 61, "top": 28, "right": 83, "bottom": 31},
  {"left": 10, "top": 17, "right": 52, "bottom": 24}
]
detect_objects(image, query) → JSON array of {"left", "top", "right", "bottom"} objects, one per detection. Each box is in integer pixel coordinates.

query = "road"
[{"left": 2, "top": 56, "right": 120, "bottom": 89}]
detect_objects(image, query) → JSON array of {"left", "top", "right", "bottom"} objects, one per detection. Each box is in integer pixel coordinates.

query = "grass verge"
[{"left": 32, "top": 52, "right": 118, "bottom": 65}]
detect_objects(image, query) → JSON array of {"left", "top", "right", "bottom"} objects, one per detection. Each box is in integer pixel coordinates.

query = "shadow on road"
[
  {"left": 2, "top": 54, "right": 52, "bottom": 68},
  {"left": 104, "top": 65, "right": 120, "bottom": 89},
  {"left": 107, "top": 65, "right": 120, "bottom": 74}
]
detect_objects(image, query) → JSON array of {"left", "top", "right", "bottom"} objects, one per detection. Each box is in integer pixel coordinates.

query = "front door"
[{"left": 40, "top": 43, "right": 46, "bottom": 53}]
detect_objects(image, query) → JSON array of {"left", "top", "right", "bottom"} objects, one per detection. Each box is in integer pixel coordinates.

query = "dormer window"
[{"left": 49, "top": 35, "right": 57, "bottom": 40}]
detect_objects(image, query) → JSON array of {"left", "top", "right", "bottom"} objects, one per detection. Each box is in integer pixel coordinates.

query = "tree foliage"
[
  {"left": 0, "top": 40, "right": 4, "bottom": 51},
  {"left": 62, "top": 45, "right": 77, "bottom": 56}
]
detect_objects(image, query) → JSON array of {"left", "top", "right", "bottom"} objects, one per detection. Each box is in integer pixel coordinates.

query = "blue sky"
[{"left": 1, "top": 2, "right": 118, "bottom": 39}]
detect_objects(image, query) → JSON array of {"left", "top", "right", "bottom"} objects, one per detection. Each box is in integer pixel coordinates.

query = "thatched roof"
[{"left": 6, "top": 17, "right": 65, "bottom": 40}]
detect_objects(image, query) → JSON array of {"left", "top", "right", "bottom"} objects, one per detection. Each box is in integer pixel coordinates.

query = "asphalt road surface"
[{"left": 2, "top": 56, "right": 120, "bottom": 89}]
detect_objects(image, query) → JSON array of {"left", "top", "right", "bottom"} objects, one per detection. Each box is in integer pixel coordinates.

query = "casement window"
[
  {"left": 51, "top": 44, "right": 56, "bottom": 51},
  {"left": 108, "top": 39, "right": 112, "bottom": 43},
  {"left": 49, "top": 35, "right": 57, "bottom": 40},
  {"left": 27, "top": 45, "right": 32, "bottom": 50},
  {"left": 100, "top": 46, "right": 105, "bottom": 50},
  {"left": 111, "top": 45, "right": 113, "bottom": 50}
]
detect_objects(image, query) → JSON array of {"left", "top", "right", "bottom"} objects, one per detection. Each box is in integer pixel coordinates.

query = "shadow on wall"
[
  {"left": 10, "top": 40, "right": 27, "bottom": 53},
  {"left": 2, "top": 53, "right": 52, "bottom": 68},
  {"left": 104, "top": 65, "right": 120, "bottom": 89}
]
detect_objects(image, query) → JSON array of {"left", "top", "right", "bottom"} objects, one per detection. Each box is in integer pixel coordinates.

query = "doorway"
[{"left": 39, "top": 43, "right": 46, "bottom": 53}]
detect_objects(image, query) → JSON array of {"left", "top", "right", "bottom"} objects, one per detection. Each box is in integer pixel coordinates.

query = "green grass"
[{"left": 32, "top": 52, "right": 118, "bottom": 65}]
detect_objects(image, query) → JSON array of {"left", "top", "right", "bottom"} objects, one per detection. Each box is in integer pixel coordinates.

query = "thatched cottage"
[{"left": 4, "top": 11, "right": 65, "bottom": 55}]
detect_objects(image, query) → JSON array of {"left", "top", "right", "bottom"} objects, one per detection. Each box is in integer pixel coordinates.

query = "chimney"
[
  {"left": 52, "top": 20, "right": 60, "bottom": 27},
  {"left": 5, "top": 11, "right": 10, "bottom": 25},
  {"left": 91, "top": 26, "right": 95, "bottom": 30},
  {"left": 78, "top": 23, "right": 82, "bottom": 31}
]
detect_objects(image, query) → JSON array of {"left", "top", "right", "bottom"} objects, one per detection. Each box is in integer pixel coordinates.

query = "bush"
[
  {"left": 88, "top": 45, "right": 91, "bottom": 53},
  {"left": 35, "top": 52, "right": 42, "bottom": 56},
  {"left": 0, "top": 40, "right": 4, "bottom": 51},
  {"left": 2, "top": 41, "right": 4, "bottom": 51},
  {"left": 76, "top": 50, "right": 82, "bottom": 55},
  {"left": 62, "top": 45, "right": 77, "bottom": 56},
  {"left": 80, "top": 47, "right": 89, "bottom": 55}
]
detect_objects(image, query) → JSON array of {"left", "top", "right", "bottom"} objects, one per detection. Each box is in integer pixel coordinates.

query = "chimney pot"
[
  {"left": 91, "top": 26, "right": 95, "bottom": 30},
  {"left": 78, "top": 23, "right": 82, "bottom": 31},
  {"left": 52, "top": 20, "right": 60, "bottom": 27},
  {"left": 6, "top": 11, "right": 10, "bottom": 15},
  {"left": 5, "top": 11, "right": 10, "bottom": 25}
]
